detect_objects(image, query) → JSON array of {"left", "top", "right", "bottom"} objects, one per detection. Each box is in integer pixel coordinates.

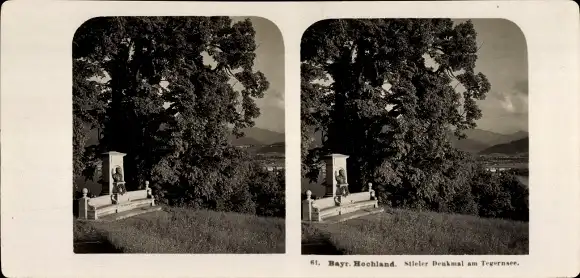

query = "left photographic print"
[{"left": 72, "top": 16, "right": 285, "bottom": 254}]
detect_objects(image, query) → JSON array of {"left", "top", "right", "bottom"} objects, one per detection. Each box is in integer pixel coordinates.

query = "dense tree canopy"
[
  {"left": 73, "top": 17, "right": 277, "bottom": 211},
  {"left": 301, "top": 19, "right": 492, "bottom": 210}
]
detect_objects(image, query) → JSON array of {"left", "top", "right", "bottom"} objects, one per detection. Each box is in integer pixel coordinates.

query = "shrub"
[
  {"left": 248, "top": 164, "right": 285, "bottom": 218},
  {"left": 148, "top": 151, "right": 285, "bottom": 218},
  {"left": 448, "top": 184, "right": 479, "bottom": 216},
  {"left": 501, "top": 173, "right": 529, "bottom": 221},
  {"left": 469, "top": 170, "right": 528, "bottom": 221},
  {"left": 377, "top": 157, "right": 528, "bottom": 222}
]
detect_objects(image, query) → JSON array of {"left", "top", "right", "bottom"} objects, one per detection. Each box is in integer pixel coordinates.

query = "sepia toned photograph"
[
  {"left": 301, "top": 18, "right": 529, "bottom": 255},
  {"left": 72, "top": 16, "right": 285, "bottom": 254},
  {"left": 2, "top": 1, "right": 579, "bottom": 277}
]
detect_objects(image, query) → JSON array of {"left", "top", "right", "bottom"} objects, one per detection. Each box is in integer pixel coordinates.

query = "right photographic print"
[{"left": 301, "top": 18, "right": 529, "bottom": 255}]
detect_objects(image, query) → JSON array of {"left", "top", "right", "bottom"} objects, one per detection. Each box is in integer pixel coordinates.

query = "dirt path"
[
  {"left": 302, "top": 222, "right": 345, "bottom": 255},
  {"left": 302, "top": 239, "right": 344, "bottom": 255},
  {"left": 74, "top": 240, "right": 122, "bottom": 253}
]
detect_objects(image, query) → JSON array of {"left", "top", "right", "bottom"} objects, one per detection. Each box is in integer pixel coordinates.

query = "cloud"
[
  {"left": 499, "top": 94, "right": 516, "bottom": 113},
  {"left": 254, "top": 102, "right": 285, "bottom": 133},
  {"left": 256, "top": 89, "right": 284, "bottom": 109},
  {"left": 476, "top": 90, "right": 528, "bottom": 133}
]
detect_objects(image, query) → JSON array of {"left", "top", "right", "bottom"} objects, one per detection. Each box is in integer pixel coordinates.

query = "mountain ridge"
[
  {"left": 479, "top": 137, "right": 529, "bottom": 155},
  {"left": 450, "top": 129, "right": 528, "bottom": 153},
  {"left": 230, "top": 127, "right": 285, "bottom": 146}
]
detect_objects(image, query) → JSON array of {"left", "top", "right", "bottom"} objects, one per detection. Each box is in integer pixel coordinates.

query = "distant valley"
[
  {"left": 229, "top": 127, "right": 285, "bottom": 155},
  {"left": 450, "top": 129, "right": 528, "bottom": 155}
]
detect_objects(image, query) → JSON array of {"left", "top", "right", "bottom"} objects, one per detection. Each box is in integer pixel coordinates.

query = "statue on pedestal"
[
  {"left": 335, "top": 168, "right": 349, "bottom": 197},
  {"left": 112, "top": 166, "right": 126, "bottom": 195},
  {"left": 334, "top": 168, "right": 350, "bottom": 205}
]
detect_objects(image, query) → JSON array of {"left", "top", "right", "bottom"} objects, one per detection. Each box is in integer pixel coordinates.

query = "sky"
[
  {"left": 233, "top": 17, "right": 285, "bottom": 134},
  {"left": 455, "top": 19, "right": 528, "bottom": 134}
]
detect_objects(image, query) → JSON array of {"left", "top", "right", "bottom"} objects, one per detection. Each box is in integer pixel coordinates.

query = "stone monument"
[
  {"left": 100, "top": 151, "right": 127, "bottom": 196},
  {"left": 323, "top": 154, "right": 349, "bottom": 198},
  {"left": 302, "top": 153, "right": 382, "bottom": 223},
  {"left": 78, "top": 150, "right": 160, "bottom": 221}
]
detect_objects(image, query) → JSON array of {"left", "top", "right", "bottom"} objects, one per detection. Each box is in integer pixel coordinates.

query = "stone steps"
[
  {"left": 92, "top": 198, "right": 154, "bottom": 218},
  {"left": 97, "top": 206, "right": 162, "bottom": 222},
  {"left": 321, "top": 207, "right": 385, "bottom": 224},
  {"left": 74, "top": 240, "right": 122, "bottom": 253},
  {"left": 318, "top": 200, "right": 377, "bottom": 219},
  {"left": 302, "top": 239, "right": 344, "bottom": 255}
]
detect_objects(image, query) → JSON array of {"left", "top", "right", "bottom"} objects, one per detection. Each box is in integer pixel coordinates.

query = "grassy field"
[
  {"left": 74, "top": 207, "right": 285, "bottom": 253},
  {"left": 302, "top": 208, "right": 528, "bottom": 255}
]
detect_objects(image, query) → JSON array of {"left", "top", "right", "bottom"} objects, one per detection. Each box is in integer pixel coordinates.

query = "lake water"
[{"left": 516, "top": 176, "right": 529, "bottom": 187}]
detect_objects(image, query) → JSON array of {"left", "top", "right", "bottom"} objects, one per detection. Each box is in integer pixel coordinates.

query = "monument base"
[
  {"left": 321, "top": 207, "right": 384, "bottom": 224},
  {"left": 302, "top": 190, "right": 380, "bottom": 222},
  {"left": 78, "top": 188, "right": 157, "bottom": 221},
  {"left": 97, "top": 206, "right": 162, "bottom": 222},
  {"left": 113, "top": 193, "right": 131, "bottom": 204}
]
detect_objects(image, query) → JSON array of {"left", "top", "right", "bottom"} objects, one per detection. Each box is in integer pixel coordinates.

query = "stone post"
[
  {"left": 368, "top": 182, "right": 378, "bottom": 207},
  {"left": 323, "top": 154, "right": 349, "bottom": 198},
  {"left": 145, "top": 181, "right": 155, "bottom": 206},
  {"left": 78, "top": 188, "right": 89, "bottom": 219},
  {"left": 302, "top": 190, "right": 313, "bottom": 221}
]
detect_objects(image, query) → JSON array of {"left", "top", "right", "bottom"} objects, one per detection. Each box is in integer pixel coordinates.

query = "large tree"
[
  {"left": 301, "top": 19, "right": 491, "bottom": 210},
  {"left": 73, "top": 17, "right": 270, "bottom": 208}
]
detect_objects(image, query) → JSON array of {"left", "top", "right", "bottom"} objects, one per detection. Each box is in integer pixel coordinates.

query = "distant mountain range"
[
  {"left": 479, "top": 137, "right": 529, "bottom": 155},
  {"left": 462, "top": 129, "right": 528, "bottom": 146},
  {"left": 230, "top": 127, "right": 285, "bottom": 146},
  {"left": 450, "top": 129, "right": 529, "bottom": 154}
]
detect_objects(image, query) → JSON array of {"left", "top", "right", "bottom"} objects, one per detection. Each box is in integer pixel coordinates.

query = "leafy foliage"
[
  {"left": 73, "top": 17, "right": 283, "bottom": 214},
  {"left": 301, "top": 19, "right": 493, "bottom": 211},
  {"left": 469, "top": 170, "right": 529, "bottom": 221},
  {"left": 249, "top": 166, "right": 285, "bottom": 217}
]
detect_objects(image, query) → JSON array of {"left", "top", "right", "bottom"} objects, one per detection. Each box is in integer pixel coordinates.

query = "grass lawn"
[
  {"left": 302, "top": 208, "right": 528, "bottom": 255},
  {"left": 74, "top": 207, "right": 285, "bottom": 253}
]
